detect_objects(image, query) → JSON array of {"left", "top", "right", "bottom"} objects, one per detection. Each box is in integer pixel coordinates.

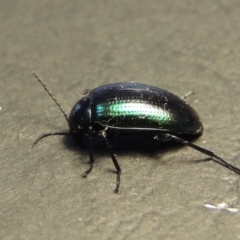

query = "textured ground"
[{"left": 1, "top": 1, "right": 240, "bottom": 239}]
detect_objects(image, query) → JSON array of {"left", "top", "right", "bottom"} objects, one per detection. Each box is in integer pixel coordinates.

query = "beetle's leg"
[
  {"left": 181, "top": 91, "right": 195, "bottom": 100},
  {"left": 82, "top": 126, "right": 95, "bottom": 178},
  {"left": 162, "top": 133, "right": 240, "bottom": 175},
  {"left": 100, "top": 130, "right": 122, "bottom": 193}
]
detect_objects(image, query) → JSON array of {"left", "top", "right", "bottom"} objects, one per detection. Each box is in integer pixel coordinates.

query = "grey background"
[{"left": 1, "top": 0, "right": 240, "bottom": 239}]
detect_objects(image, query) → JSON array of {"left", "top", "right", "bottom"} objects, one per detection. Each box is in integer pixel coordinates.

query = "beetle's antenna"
[
  {"left": 166, "top": 134, "right": 240, "bottom": 175},
  {"left": 32, "top": 132, "right": 70, "bottom": 148},
  {"left": 33, "top": 72, "right": 69, "bottom": 122}
]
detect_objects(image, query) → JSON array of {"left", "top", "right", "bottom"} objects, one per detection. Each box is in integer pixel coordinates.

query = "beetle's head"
[{"left": 68, "top": 97, "right": 91, "bottom": 136}]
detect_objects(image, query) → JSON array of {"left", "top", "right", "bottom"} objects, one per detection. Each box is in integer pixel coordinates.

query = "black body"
[{"left": 68, "top": 83, "right": 203, "bottom": 136}]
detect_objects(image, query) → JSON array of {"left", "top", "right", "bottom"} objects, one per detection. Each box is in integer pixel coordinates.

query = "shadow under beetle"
[{"left": 32, "top": 73, "right": 240, "bottom": 193}]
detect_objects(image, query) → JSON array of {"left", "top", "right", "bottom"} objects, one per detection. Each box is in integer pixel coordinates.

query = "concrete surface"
[{"left": 1, "top": 0, "right": 240, "bottom": 239}]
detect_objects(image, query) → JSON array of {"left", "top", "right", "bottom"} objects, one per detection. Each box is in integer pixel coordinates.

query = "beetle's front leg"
[{"left": 100, "top": 130, "right": 122, "bottom": 193}]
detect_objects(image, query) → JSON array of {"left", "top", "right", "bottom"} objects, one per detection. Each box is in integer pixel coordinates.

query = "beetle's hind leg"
[
  {"left": 181, "top": 90, "right": 195, "bottom": 100},
  {"left": 162, "top": 133, "right": 240, "bottom": 175},
  {"left": 82, "top": 127, "right": 95, "bottom": 178},
  {"left": 100, "top": 130, "right": 122, "bottom": 193}
]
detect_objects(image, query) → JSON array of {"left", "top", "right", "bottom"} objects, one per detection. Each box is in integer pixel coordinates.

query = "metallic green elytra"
[
  {"left": 33, "top": 75, "right": 240, "bottom": 194},
  {"left": 96, "top": 101, "right": 172, "bottom": 122},
  {"left": 84, "top": 83, "right": 203, "bottom": 135}
]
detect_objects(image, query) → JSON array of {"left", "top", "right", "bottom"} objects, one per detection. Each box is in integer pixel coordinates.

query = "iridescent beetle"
[{"left": 33, "top": 73, "right": 240, "bottom": 193}]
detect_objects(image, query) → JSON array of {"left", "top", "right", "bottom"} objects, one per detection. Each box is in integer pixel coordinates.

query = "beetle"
[{"left": 32, "top": 73, "right": 240, "bottom": 193}]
